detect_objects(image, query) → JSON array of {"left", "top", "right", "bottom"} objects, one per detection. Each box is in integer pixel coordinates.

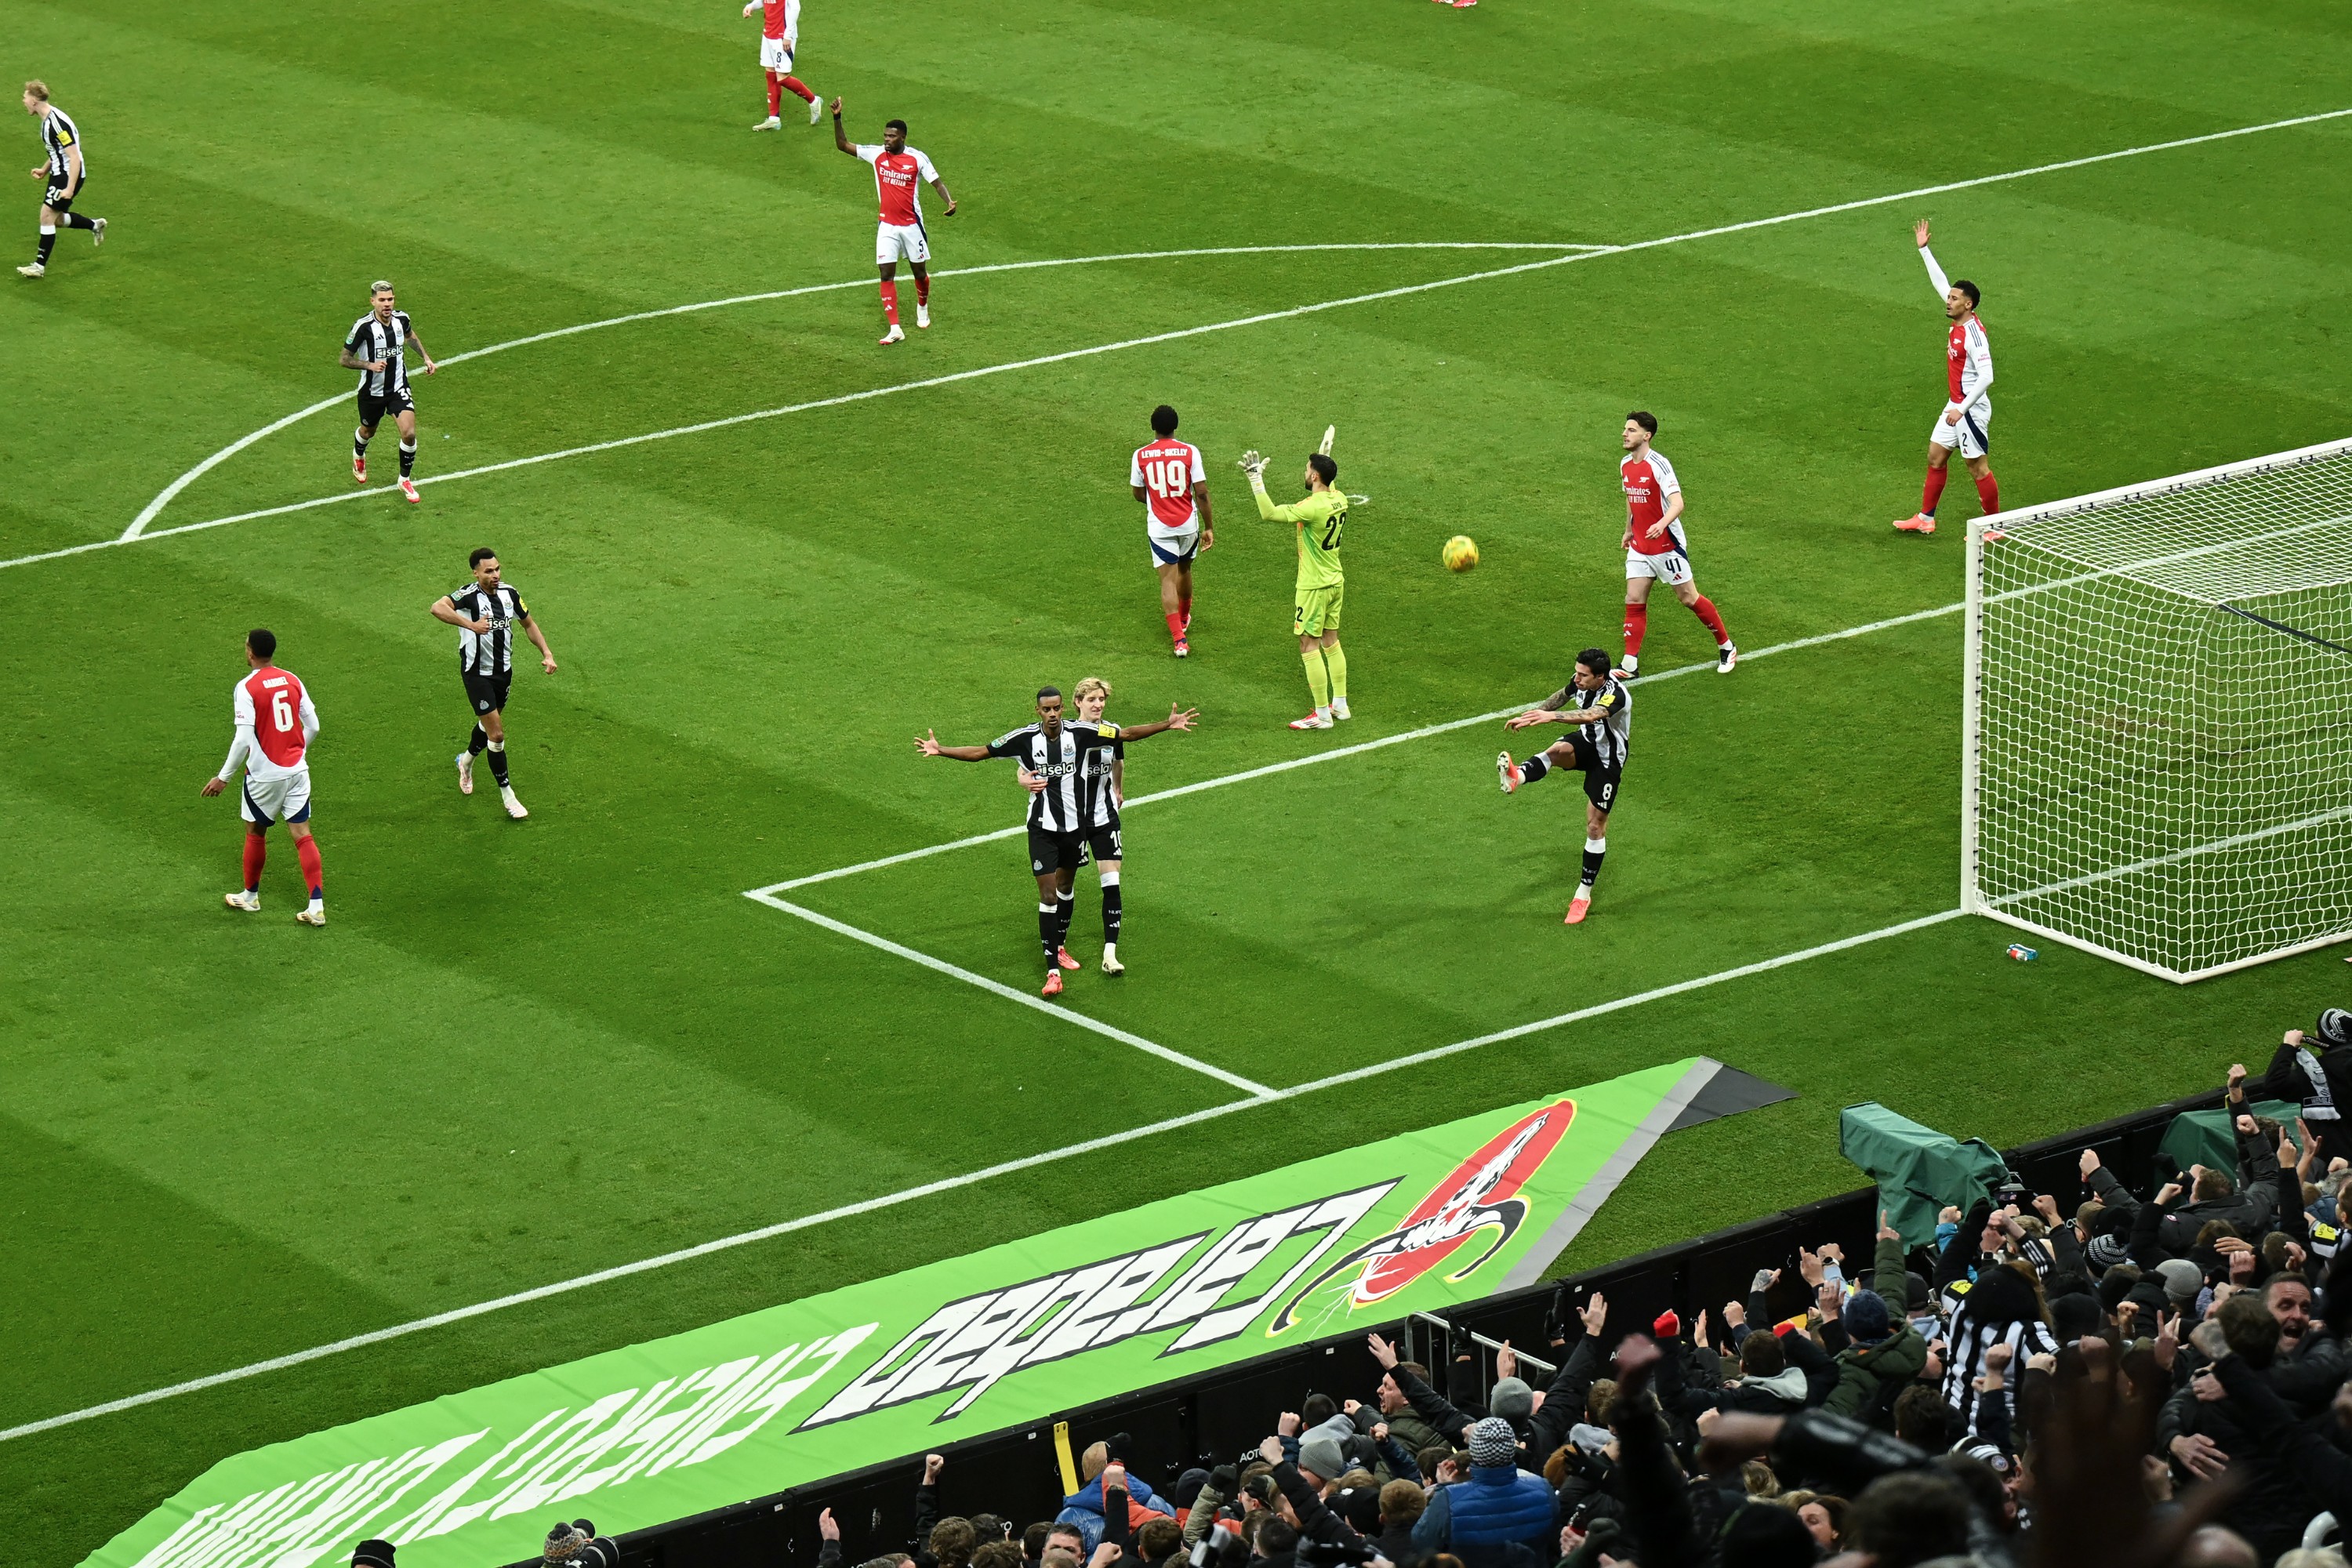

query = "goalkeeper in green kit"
[{"left": 1240, "top": 440, "right": 1351, "bottom": 730}]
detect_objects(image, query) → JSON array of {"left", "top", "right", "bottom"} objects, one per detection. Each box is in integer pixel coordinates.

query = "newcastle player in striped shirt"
[
  {"left": 917, "top": 685, "right": 1197, "bottom": 996},
  {"left": 20, "top": 82, "right": 105, "bottom": 278},
  {"left": 341, "top": 280, "right": 439, "bottom": 503},
  {"left": 1496, "top": 648, "right": 1629, "bottom": 926},
  {"left": 430, "top": 547, "right": 558, "bottom": 820}
]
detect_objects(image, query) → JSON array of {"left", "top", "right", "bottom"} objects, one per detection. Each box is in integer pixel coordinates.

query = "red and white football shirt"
[
  {"left": 855, "top": 144, "right": 939, "bottom": 227},
  {"left": 232, "top": 666, "right": 318, "bottom": 780},
  {"left": 1131, "top": 438, "right": 1207, "bottom": 535},
  {"left": 1947, "top": 314, "right": 1991, "bottom": 408},
  {"left": 755, "top": 0, "right": 800, "bottom": 41},
  {"left": 1621, "top": 449, "right": 1685, "bottom": 557}
]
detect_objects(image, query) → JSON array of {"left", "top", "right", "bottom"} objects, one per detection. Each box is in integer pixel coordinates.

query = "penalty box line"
[
  {"left": 2, "top": 902, "right": 1961, "bottom": 1446},
  {"left": 743, "top": 890, "right": 1277, "bottom": 1099}
]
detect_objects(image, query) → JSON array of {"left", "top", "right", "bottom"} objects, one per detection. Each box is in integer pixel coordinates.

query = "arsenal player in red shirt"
[
  {"left": 1893, "top": 218, "right": 1998, "bottom": 535},
  {"left": 200, "top": 629, "right": 328, "bottom": 925},
  {"left": 1618, "top": 412, "right": 1734, "bottom": 676},
  {"left": 830, "top": 99, "right": 957, "bottom": 346},
  {"left": 742, "top": 0, "right": 818, "bottom": 129}
]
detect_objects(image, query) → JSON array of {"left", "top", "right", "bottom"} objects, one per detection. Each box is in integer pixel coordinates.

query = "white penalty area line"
[
  {"left": 0, "top": 901, "right": 1962, "bottom": 1446},
  {"left": 747, "top": 594, "right": 1966, "bottom": 897},
  {"left": 7, "top": 101, "right": 2341, "bottom": 578},
  {"left": 744, "top": 890, "right": 1277, "bottom": 1098}
]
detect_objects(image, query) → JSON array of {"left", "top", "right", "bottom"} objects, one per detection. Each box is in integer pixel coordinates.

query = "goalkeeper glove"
[{"left": 1236, "top": 448, "right": 1267, "bottom": 482}]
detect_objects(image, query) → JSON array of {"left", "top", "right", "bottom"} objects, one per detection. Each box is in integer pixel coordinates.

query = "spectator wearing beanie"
[
  {"left": 350, "top": 1544, "right": 396, "bottom": 1568},
  {"left": 1822, "top": 1281, "right": 1929, "bottom": 1422},
  {"left": 1408, "top": 1417, "right": 1555, "bottom": 1567},
  {"left": 542, "top": 1520, "right": 620, "bottom": 1568}
]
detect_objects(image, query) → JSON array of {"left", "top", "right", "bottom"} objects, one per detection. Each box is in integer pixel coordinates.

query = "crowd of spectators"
[{"left": 789, "top": 1023, "right": 2352, "bottom": 1568}]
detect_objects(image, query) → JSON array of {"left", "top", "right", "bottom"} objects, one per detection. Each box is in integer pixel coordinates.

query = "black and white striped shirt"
[
  {"left": 1075, "top": 721, "right": 1124, "bottom": 828},
  {"left": 445, "top": 583, "right": 531, "bottom": 676},
  {"left": 985, "top": 722, "right": 1118, "bottom": 833},
  {"left": 1557, "top": 676, "right": 1631, "bottom": 769},
  {"left": 345, "top": 310, "right": 416, "bottom": 399},
  {"left": 39, "top": 107, "right": 84, "bottom": 183}
]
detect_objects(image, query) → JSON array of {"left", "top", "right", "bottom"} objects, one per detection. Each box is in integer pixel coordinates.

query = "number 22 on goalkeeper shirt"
[{"left": 1251, "top": 452, "right": 1349, "bottom": 730}]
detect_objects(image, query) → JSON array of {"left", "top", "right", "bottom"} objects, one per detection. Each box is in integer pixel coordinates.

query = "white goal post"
[{"left": 1962, "top": 437, "right": 2352, "bottom": 982}]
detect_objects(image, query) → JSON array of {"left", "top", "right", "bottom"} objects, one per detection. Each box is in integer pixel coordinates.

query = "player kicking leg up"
[
  {"left": 431, "top": 548, "right": 558, "bottom": 820},
  {"left": 832, "top": 101, "right": 956, "bottom": 343},
  {"left": 201, "top": 629, "right": 327, "bottom": 925},
  {"left": 1497, "top": 647, "right": 1628, "bottom": 925},
  {"left": 1131, "top": 406, "right": 1212, "bottom": 656},
  {"left": 1894, "top": 219, "right": 1998, "bottom": 535}
]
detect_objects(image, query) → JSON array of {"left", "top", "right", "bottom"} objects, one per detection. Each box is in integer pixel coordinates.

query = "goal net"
[{"left": 1963, "top": 438, "right": 2352, "bottom": 982}]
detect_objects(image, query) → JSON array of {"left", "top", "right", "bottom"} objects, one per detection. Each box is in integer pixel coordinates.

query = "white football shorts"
[
  {"left": 1929, "top": 399, "right": 1991, "bottom": 459},
  {"left": 239, "top": 767, "right": 313, "bottom": 826},
  {"left": 759, "top": 36, "right": 796, "bottom": 71},
  {"left": 877, "top": 221, "right": 931, "bottom": 267},
  {"left": 1625, "top": 547, "right": 1694, "bottom": 586},
  {"left": 1149, "top": 524, "right": 1200, "bottom": 568}
]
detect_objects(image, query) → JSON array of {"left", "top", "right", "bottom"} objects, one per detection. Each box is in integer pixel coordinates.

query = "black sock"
[
  {"left": 35, "top": 229, "right": 55, "bottom": 264},
  {"left": 61, "top": 212, "right": 96, "bottom": 230},
  {"left": 1054, "top": 893, "right": 1074, "bottom": 951},
  {"left": 1581, "top": 839, "right": 1606, "bottom": 892},
  {"left": 1038, "top": 903, "right": 1060, "bottom": 969},
  {"left": 467, "top": 724, "right": 488, "bottom": 756},
  {"left": 399, "top": 439, "right": 416, "bottom": 478},
  {"left": 1102, "top": 882, "right": 1122, "bottom": 944},
  {"left": 354, "top": 426, "right": 372, "bottom": 459},
  {"left": 486, "top": 739, "right": 510, "bottom": 786},
  {"left": 1521, "top": 753, "right": 1551, "bottom": 784}
]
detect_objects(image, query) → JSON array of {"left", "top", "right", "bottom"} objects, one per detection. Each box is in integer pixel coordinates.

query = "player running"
[
  {"left": 341, "top": 281, "right": 439, "bottom": 503},
  {"left": 1131, "top": 405, "right": 1213, "bottom": 658},
  {"left": 917, "top": 686, "right": 1197, "bottom": 996},
  {"left": 201, "top": 629, "right": 327, "bottom": 926},
  {"left": 1240, "top": 444, "right": 1351, "bottom": 729},
  {"left": 743, "top": 0, "right": 818, "bottom": 129},
  {"left": 19, "top": 82, "right": 104, "bottom": 279},
  {"left": 430, "top": 547, "right": 557, "bottom": 820},
  {"left": 1618, "top": 412, "right": 1734, "bottom": 675},
  {"left": 829, "top": 99, "right": 956, "bottom": 346},
  {"left": 1893, "top": 219, "right": 1998, "bottom": 535},
  {"left": 1497, "top": 648, "right": 1629, "bottom": 927}
]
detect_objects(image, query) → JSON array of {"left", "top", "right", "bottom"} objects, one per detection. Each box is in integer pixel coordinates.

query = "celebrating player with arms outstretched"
[
  {"left": 342, "top": 281, "right": 439, "bottom": 503},
  {"left": 917, "top": 686, "right": 1196, "bottom": 996},
  {"left": 1497, "top": 648, "right": 1629, "bottom": 926},
  {"left": 830, "top": 100, "right": 956, "bottom": 346},
  {"left": 201, "top": 629, "right": 327, "bottom": 926},
  {"left": 1618, "top": 411, "right": 1734, "bottom": 675},
  {"left": 743, "top": 0, "right": 818, "bottom": 129},
  {"left": 1131, "top": 405, "right": 1213, "bottom": 658},
  {"left": 1240, "top": 445, "right": 1350, "bottom": 729},
  {"left": 1893, "top": 219, "right": 1998, "bottom": 535}
]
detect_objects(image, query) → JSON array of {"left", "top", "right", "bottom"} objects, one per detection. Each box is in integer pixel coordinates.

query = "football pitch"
[{"left": 7, "top": 0, "right": 2352, "bottom": 1558}]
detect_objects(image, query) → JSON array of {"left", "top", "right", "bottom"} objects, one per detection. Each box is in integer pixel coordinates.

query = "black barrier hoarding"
[{"left": 541, "top": 1085, "right": 2225, "bottom": 1568}]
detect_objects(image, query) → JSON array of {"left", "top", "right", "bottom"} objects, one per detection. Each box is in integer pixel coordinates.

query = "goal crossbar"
[{"left": 1962, "top": 436, "right": 2352, "bottom": 982}]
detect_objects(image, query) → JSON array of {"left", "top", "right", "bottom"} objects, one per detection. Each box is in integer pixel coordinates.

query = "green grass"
[{"left": 6, "top": 0, "right": 2352, "bottom": 1559}]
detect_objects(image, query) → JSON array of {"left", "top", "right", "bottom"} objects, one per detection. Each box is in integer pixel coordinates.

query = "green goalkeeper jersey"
[{"left": 1255, "top": 482, "right": 1348, "bottom": 592}]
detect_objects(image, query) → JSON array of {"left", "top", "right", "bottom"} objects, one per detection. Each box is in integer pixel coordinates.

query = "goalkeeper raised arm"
[{"left": 1241, "top": 445, "right": 1352, "bottom": 730}]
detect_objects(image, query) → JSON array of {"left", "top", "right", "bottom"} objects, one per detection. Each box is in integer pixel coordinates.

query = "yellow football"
[{"left": 1443, "top": 535, "right": 1479, "bottom": 572}]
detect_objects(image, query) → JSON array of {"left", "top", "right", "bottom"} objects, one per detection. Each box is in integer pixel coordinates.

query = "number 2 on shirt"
[{"left": 1319, "top": 510, "right": 1346, "bottom": 551}]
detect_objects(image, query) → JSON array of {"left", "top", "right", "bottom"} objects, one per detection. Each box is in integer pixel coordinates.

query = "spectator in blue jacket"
[
  {"left": 1054, "top": 1446, "right": 1174, "bottom": 1553},
  {"left": 1407, "top": 1416, "right": 1555, "bottom": 1568}
]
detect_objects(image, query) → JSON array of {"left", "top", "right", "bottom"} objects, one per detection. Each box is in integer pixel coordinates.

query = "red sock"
[
  {"left": 765, "top": 71, "right": 783, "bottom": 117},
  {"left": 915, "top": 273, "right": 930, "bottom": 307},
  {"left": 1166, "top": 611, "right": 1185, "bottom": 644},
  {"left": 1922, "top": 465, "right": 1949, "bottom": 517},
  {"left": 1975, "top": 472, "right": 2001, "bottom": 515},
  {"left": 1622, "top": 602, "right": 1648, "bottom": 658},
  {"left": 1690, "top": 594, "right": 1730, "bottom": 646},
  {"left": 1179, "top": 590, "right": 1192, "bottom": 622},
  {"left": 241, "top": 833, "right": 266, "bottom": 893},
  {"left": 295, "top": 836, "right": 324, "bottom": 900},
  {"left": 878, "top": 279, "right": 899, "bottom": 324},
  {"left": 781, "top": 74, "right": 815, "bottom": 103}
]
